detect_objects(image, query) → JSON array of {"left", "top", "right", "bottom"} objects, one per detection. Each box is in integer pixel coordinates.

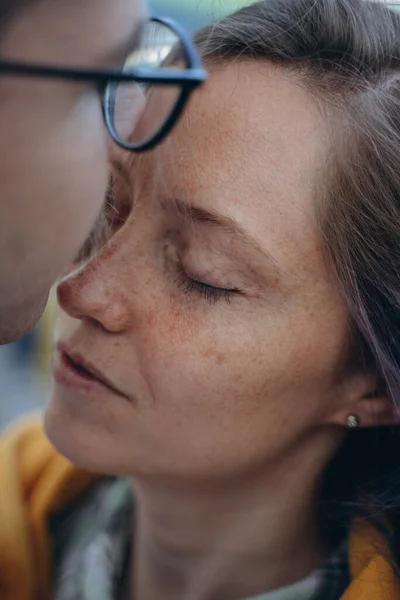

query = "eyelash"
[{"left": 176, "top": 268, "right": 241, "bottom": 305}]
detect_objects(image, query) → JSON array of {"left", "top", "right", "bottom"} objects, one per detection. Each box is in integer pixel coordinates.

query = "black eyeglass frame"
[
  {"left": 0, "top": 16, "right": 207, "bottom": 152},
  {"left": 103, "top": 16, "right": 206, "bottom": 152}
]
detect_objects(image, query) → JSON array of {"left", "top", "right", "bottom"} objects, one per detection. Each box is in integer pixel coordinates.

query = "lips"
[{"left": 53, "top": 344, "right": 129, "bottom": 401}]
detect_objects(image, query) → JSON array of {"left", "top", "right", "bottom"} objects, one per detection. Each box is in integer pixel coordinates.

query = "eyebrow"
[{"left": 170, "top": 198, "right": 281, "bottom": 275}]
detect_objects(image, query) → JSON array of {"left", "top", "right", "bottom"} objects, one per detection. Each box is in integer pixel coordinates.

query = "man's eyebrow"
[{"left": 170, "top": 198, "right": 281, "bottom": 274}]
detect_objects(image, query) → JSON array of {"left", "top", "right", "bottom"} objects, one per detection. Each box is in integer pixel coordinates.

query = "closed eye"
[{"left": 176, "top": 268, "right": 242, "bottom": 305}]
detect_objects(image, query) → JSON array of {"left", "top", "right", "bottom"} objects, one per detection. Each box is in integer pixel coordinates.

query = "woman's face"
[{"left": 46, "top": 62, "right": 351, "bottom": 480}]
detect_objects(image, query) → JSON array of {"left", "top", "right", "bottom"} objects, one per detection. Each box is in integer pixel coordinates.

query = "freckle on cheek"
[
  {"left": 165, "top": 303, "right": 197, "bottom": 340},
  {"left": 141, "top": 296, "right": 200, "bottom": 350},
  {"left": 145, "top": 310, "right": 157, "bottom": 329},
  {"left": 202, "top": 346, "right": 226, "bottom": 365},
  {"left": 141, "top": 310, "right": 157, "bottom": 346}
]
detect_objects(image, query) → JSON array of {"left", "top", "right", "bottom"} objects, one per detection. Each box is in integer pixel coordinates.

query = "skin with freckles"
[{"left": 45, "top": 63, "right": 397, "bottom": 600}]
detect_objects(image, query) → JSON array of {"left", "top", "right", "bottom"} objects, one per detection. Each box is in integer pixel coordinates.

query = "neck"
[{"left": 125, "top": 433, "right": 339, "bottom": 600}]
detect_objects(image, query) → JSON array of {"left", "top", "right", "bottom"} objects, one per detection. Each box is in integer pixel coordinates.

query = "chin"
[
  {"left": 44, "top": 390, "right": 122, "bottom": 476},
  {"left": 44, "top": 386, "right": 188, "bottom": 480}
]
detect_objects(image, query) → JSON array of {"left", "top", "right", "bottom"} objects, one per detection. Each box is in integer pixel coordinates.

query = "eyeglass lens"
[{"left": 105, "top": 20, "right": 188, "bottom": 149}]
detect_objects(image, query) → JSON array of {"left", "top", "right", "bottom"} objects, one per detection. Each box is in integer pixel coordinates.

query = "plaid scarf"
[
  {"left": 50, "top": 478, "right": 349, "bottom": 600},
  {"left": 51, "top": 478, "right": 133, "bottom": 600}
]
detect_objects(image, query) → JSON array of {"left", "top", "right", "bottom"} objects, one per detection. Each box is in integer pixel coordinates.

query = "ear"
[{"left": 328, "top": 371, "right": 400, "bottom": 428}]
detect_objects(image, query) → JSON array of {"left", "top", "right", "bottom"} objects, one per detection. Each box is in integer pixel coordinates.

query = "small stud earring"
[{"left": 347, "top": 415, "right": 360, "bottom": 429}]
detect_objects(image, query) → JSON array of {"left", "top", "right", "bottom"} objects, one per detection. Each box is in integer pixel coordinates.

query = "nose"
[{"left": 57, "top": 252, "right": 132, "bottom": 333}]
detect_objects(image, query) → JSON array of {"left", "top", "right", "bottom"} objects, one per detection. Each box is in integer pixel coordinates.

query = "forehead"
[
  {"left": 152, "top": 61, "right": 328, "bottom": 272},
  {"left": 173, "top": 61, "right": 325, "bottom": 169}
]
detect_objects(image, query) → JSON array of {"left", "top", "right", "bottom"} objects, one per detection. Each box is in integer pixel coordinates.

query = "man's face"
[
  {"left": 0, "top": 0, "right": 148, "bottom": 344},
  {"left": 0, "top": 0, "right": 148, "bottom": 67}
]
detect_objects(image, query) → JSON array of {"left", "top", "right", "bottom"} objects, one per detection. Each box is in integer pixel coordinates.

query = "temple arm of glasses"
[{"left": 0, "top": 61, "right": 206, "bottom": 87}]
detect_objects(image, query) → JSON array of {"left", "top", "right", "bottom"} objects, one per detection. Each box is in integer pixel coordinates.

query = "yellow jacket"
[{"left": 0, "top": 417, "right": 399, "bottom": 600}]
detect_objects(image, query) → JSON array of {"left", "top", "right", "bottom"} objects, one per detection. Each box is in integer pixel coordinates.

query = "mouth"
[{"left": 53, "top": 348, "right": 129, "bottom": 401}]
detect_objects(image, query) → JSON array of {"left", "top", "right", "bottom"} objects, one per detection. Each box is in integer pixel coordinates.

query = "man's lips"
[{"left": 54, "top": 344, "right": 130, "bottom": 401}]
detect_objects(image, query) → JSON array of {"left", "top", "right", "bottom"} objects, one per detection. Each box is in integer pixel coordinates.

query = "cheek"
[
  {"left": 139, "top": 298, "right": 199, "bottom": 354},
  {"left": 115, "top": 288, "right": 347, "bottom": 477},
  {"left": 136, "top": 302, "right": 274, "bottom": 418},
  {"left": 127, "top": 308, "right": 317, "bottom": 478},
  {"left": 135, "top": 304, "right": 347, "bottom": 442}
]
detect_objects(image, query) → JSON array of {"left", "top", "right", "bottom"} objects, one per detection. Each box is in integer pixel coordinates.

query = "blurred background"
[
  {"left": 0, "top": 0, "right": 253, "bottom": 429},
  {"left": 2, "top": 0, "right": 400, "bottom": 429}
]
